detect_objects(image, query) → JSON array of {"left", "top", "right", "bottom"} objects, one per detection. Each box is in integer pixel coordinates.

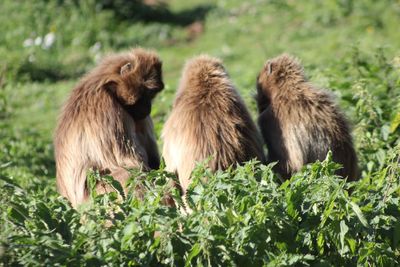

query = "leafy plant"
[{"left": 1, "top": 0, "right": 399, "bottom": 265}]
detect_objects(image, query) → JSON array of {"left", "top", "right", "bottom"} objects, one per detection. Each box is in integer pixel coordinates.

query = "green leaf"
[
  {"left": 339, "top": 220, "right": 349, "bottom": 255},
  {"left": 381, "top": 125, "right": 390, "bottom": 141},
  {"left": 36, "top": 203, "right": 56, "bottom": 229},
  {"left": 390, "top": 112, "right": 400, "bottom": 133},
  {"left": 150, "top": 236, "right": 161, "bottom": 252},
  {"left": 321, "top": 183, "right": 342, "bottom": 227},
  {"left": 393, "top": 221, "right": 400, "bottom": 248},
  {"left": 87, "top": 171, "right": 98, "bottom": 198},
  {"left": 0, "top": 174, "right": 21, "bottom": 189},
  {"left": 349, "top": 201, "right": 369, "bottom": 227},
  {"left": 109, "top": 176, "right": 125, "bottom": 199},
  {"left": 185, "top": 243, "right": 201, "bottom": 267},
  {"left": 317, "top": 232, "right": 325, "bottom": 254},
  {"left": 347, "top": 238, "right": 357, "bottom": 254},
  {"left": 8, "top": 203, "right": 29, "bottom": 225}
]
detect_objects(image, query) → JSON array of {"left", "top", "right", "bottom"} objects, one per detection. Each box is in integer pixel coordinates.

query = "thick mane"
[
  {"left": 269, "top": 53, "right": 306, "bottom": 86},
  {"left": 177, "top": 55, "right": 229, "bottom": 95}
]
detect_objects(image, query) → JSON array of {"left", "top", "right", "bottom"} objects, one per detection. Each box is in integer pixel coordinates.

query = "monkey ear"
[
  {"left": 266, "top": 61, "right": 274, "bottom": 75},
  {"left": 120, "top": 62, "right": 133, "bottom": 75}
]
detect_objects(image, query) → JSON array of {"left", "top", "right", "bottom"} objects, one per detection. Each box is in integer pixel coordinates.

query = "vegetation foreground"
[{"left": 1, "top": 0, "right": 400, "bottom": 266}]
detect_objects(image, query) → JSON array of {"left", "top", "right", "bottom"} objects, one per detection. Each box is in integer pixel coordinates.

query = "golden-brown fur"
[
  {"left": 54, "top": 48, "right": 163, "bottom": 207},
  {"left": 256, "top": 53, "right": 358, "bottom": 180},
  {"left": 162, "top": 55, "right": 266, "bottom": 204}
]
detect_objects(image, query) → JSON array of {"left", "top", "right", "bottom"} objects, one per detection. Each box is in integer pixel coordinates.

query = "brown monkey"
[
  {"left": 256, "top": 53, "right": 358, "bottom": 180},
  {"left": 162, "top": 55, "right": 266, "bottom": 207},
  {"left": 54, "top": 48, "right": 164, "bottom": 207}
]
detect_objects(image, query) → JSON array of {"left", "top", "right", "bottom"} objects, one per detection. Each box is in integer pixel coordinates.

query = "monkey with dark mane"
[
  {"left": 256, "top": 54, "right": 358, "bottom": 180},
  {"left": 54, "top": 48, "right": 164, "bottom": 207}
]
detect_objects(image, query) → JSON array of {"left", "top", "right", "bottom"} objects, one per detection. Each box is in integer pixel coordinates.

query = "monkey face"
[
  {"left": 120, "top": 57, "right": 164, "bottom": 99},
  {"left": 123, "top": 92, "right": 152, "bottom": 121},
  {"left": 142, "top": 61, "right": 164, "bottom": 93},
  {"left": 102, "top": 49, "right": 164, "bottom": 121},
  {"left": 117, "top": 53, "right": 164, "bottom": 121}
]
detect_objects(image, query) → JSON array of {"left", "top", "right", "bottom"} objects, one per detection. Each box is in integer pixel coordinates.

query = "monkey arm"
[
  {"left": 258, "top": 107, "right": 292, "bottom": 178},
  {"left": 135, "top": 116, "right": 160, "bottom": 169}
]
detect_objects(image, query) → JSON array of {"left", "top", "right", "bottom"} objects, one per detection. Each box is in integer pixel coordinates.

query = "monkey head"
[
  {"left": 105, "top": 48, "right": 164, "bottom": 121},
  {"left": 178, "top": 55, "right": 228, "bottom": 94},
  {"left": 256, "top": 54, "right": 305, "bottom": 112}
]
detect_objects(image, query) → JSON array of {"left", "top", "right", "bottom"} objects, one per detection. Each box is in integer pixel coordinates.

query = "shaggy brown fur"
[
  {"left": 162, "top": 55, "right": 266, "bottom": 203},
  {"left": 256, "top": 53, "right": 358, "bottom": 180},
  {"left": 54, "top": 48, "right": 163, "bottom": 207}
]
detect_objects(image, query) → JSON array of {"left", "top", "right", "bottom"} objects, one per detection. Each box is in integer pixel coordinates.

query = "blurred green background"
[{"left": 0, "top": 0, "right": 399, "bottom": 193}]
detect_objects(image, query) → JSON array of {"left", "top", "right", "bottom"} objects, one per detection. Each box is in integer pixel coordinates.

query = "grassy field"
[{"left": 1, "top": 0, "right": 400, "bottom": 265}]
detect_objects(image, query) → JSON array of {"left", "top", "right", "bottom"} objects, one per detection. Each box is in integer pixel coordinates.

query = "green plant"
[{"left": 1, "top": 0, "right": 399, "bottom": 265}]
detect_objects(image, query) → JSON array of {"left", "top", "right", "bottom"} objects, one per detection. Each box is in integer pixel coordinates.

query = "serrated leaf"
[
  {"left": 36, "top": 203, "right": 56, "bottom": 229},
  {"left": 321, "top": 184, "right": 342, "bottom": 227},
  {"left": 86, "top": 171, "right": 98, "bottom": 198},
  {"left": 339, "top": 220, "right": 349, "bottom": 255},
  {"left": 185, "top": 243, "right": 201, "bottom": 267},
  {"left": 109, "top": 176, "right": 125, "bottom": 199},
  {"left": 150, "top": 236, "right": 161, "bottom": 252},
  {"left": 347, "top": 238, "right": 356, "bottom": 254},
  {"left": 390, "top": 112, "right": 400, "bottom": 133},
  {"left": 317, "top": 232, "right": 324, "bottom": 254},
  {"left": 0, "top": 174, "right": 21, "bottom": 189},
  {"left": 349, "top": 201, "right": 369, "bottom": 227},
  {"left": 381, "top": 125, "right": 390, "bottom": 141},
  {"left": 393, "top": 221, "right": 400, "bottom": 248}
]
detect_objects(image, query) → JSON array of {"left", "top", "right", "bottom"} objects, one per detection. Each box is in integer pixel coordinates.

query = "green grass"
[{"left": 1, "top": 0, "right": 400, "bottom": 266}]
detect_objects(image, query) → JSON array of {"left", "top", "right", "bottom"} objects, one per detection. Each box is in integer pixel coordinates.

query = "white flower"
[
  {"left": 28, "top": 54, "right": 35, "bottom": 62},
  {"left": 42, "top": 32, "right": 56, "bottom": 49},
  {"left": 392, "top": 56, "right": 400, "bottom": 69},
  {"left": 23, "top": 38, "right": 34, "bottom": 47},
  {"left": 34, "top": 36, "right": 42, "bottom": 46},
  {"left": 90, "top": 42, "right": 101, "bottom": 53}
]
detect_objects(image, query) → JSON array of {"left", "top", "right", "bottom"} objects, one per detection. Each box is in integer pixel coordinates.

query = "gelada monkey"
[
  {"left": 162, "top": 55, "right": 266, "bottom": 210},
  {"left": 256, "top": 53, "right": 358, "bottom": 180},
  {"left": 54, "top": 48, "right": 163, "bottom": 207}
]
